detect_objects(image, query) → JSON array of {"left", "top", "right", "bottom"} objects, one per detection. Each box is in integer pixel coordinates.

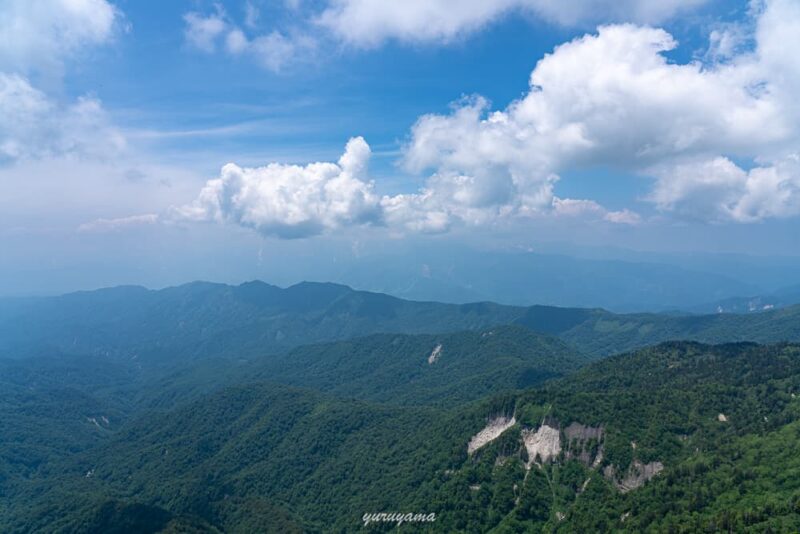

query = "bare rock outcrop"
[
  {"left": 522, "top": 424, "right": 561, "bottom": 467},
  {"left": 427, "top": 344, "right": 442, "bottom": 364},
  {"left": 468, "top": 416, "right": 516, "bottom": 454},
  {"left": 604, "top": 460, "right": 664, "bottom": 492},
  {"left": 564, "top": 422, "right": 604, "bottom": 467}
]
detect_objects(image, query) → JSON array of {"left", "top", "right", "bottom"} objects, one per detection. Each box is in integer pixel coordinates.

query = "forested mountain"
[
  {"left": 4, "top": 282, "right": 800, "bottom": 532},
  {"left": 4, "top": 342, "right": 800, "bottom": 532},
  {"left": 688, "top": 283, "right": 800, "bottom": 314},
  {"left": 518, "top": 303, "right": 800, "bottom": 357},
  {"left": 0, "top": 325, "right": 584, "bottom": 525},
  {"left": 246, "top": 325, "right": 585, "bottom": 406},
  {"left": 2, "top": 281, "right": 800, "bottom": 366},
  {"left": 0, "top": 282, "right": 523, "bottom": 365},
  {"left": 139, "top": 325, "right": 586, "bottom": 410}
]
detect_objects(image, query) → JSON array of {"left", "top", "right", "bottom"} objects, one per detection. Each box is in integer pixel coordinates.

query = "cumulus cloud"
[
  {"left": 316, "top": 0, "right": 708, "bottom": 47},
  {"left": 173, "top": 133, "right": 640, "bottom": 238},
  {"left": 172, "top": 0, "right": 800, "bottom": 238},
  {"left": 0, "top": 0, "right": 120, "bottom": 78},
  {"left": 0, "top": 73, "right": 125, "bottom": 162},
  {"left": 401, "top": 0, "right": 800, "bottom": 223},
  {"left": 649, "top": 155, "right": 800, "bottom": 222},
  {"left": 172, "top": 137, "right": 382, "bottom": 238}
]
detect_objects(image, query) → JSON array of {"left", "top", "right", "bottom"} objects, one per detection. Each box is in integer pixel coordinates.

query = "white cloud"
[
  {"left": 249, "top": 31, "right": 315, "bottom": 72},
  {"left": 706, "top": 23, "right": 749, "bottom": 62},
  {"left": 0, "top": 0, "right": 124, "bottom": 162},
  {"left": 316, "top": 0, "right": 708, "bottom": 47},
  {"left": 552, "top": 197, "right": 641, "bottom": 225},
  {"left": 0, "top": 0, "right": 120, "bottom": 77},
  {"left": 183, "top": 9, "right": 314, "bottom": 72},
  {"left": 78, "top": 213, "right": 159, "bottom": 233},
  {"left": 173, "top": 137, "right": 382, "bottom": 238},
  {"left": 184, "top": 10, "right": 228, "bottom": 52},
  {"left": 649, "top": 155, "right": 800, "bottom": 222},
  {"left": 225, "top": 28, "right": 249, "bottom": 54},
  {"left": 603, "top": 209, "right": 642, "bottom": 225},
  {"left": 244, "top": 1, "right": 260, "bottom": 29},
  {"left": 0, "top": 73, "right": 125, "bottom": 162},
  {"left": 172, "top": 132, "right": 641, "bottom": 238},
  {"left": 186, "top": 0, "right": 708, "bottom": 70},
  {"left": 380, "top": 192, "right": 453, "bottom": 234},
  {"left": 401, "top": 0, "right": 800, "bottom": 224},
  {"left": 172, "top": 0, "right": 800, "bottom": 238}
]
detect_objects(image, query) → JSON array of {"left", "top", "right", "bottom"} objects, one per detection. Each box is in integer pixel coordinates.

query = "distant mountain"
[
  {"left": 3, "top": 281, "right": 800, "bottom": 366},
  {"left": 0, "top": 281, "right": 523, "bottom": 365},
  {"left": 688, "top": 283, "right": 800, "bottom": 314},
  {"left": 6, "top": 342, "right": 800, "bottom": 532},
  {"left": 333, "top": 246, "right": 762, "bottom": 312},
  {"left": 512, "top": 302, "right": 800, "bottom": 357}
]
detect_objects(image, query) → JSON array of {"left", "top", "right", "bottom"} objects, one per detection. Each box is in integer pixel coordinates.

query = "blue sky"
[{"left": 0, "top": 0, "right": 799, "bottom": 294}]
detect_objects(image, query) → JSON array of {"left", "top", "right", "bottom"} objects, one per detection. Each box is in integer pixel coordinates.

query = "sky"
[{"left": 1, "top": 0, "right": 799, "bottom": 295}]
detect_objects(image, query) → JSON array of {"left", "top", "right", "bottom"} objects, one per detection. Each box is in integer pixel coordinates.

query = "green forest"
[{"left": 2, "top": 283, "right": 800, "bottom": 532}]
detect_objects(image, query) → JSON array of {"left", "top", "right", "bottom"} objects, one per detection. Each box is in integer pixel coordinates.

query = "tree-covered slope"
[
  {"left": 3, "top": 281, "right": 800, "bottom": 367},
  {"left": 6, "top": 342, "right": 800, "bottom": 532},
  {"left": 0, "top": 355, "right": 137, "bottom": 486},
  {"left": 0, "top": 281, "right": 525, "bottom": 365},
  {"left": 1, "top": 384, "right": 482, "bottom": 533},
  {"left": 0, "top": 325, "right": 582, "bottom": 528},
  {"left": 17, "top": 325, "right": 583, "bottom": 416},
  {"left": 246, "top": 325, "right": 586, "bottom": 406},
  {"left": 431, "top": 341, "right": 800, "bottom": 532}
]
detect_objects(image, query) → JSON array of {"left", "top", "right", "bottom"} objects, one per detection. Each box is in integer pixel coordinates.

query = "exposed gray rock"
[
  {"left": 605, "top": 460, "right": 664, "bottom": 492},
  {"left": 522, "top": 424, "right": 561, "bottom": 467},
  {"left": 564, "top": 422, "right": 604, "bottom": 467},
  {"left": 427, "top": 343, "right": 442, "bottom": 364},
  {"left": 467, "top": 415, "right": 516, "bottom": 454}
]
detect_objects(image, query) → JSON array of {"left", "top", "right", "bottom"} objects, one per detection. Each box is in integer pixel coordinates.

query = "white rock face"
[
  {"left": 467, "top": 416, "right": 516, "bottom": 454},
  {"left": 522, "top": 424, "right": 561, "bottom": 467},
  {"left": 427, "top": 344, "right": 442, "bottom": 364}
]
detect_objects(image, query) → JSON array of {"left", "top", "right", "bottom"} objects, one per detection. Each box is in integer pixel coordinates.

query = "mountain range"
[
  {"left": 3, "top": 280, "right": 800, "bottom": 364},
  {"left": 3, "top": 281, "right": 800, "bottom": 532}
]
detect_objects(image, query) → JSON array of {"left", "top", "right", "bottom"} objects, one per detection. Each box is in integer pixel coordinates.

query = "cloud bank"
[
  {"left": 175, "top": 135, "right": 637, "bottom": 239},
  {"left": 402, "top": 0, "right": 800, "bottom": 223},
  {"left": 175, "top": 0, "right": 800, "bottom": 238}
]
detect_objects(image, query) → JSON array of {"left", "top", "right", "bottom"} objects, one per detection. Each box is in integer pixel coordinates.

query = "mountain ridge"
[{"left": 3, "top": 280, "right": 800, "bottom": 364}]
